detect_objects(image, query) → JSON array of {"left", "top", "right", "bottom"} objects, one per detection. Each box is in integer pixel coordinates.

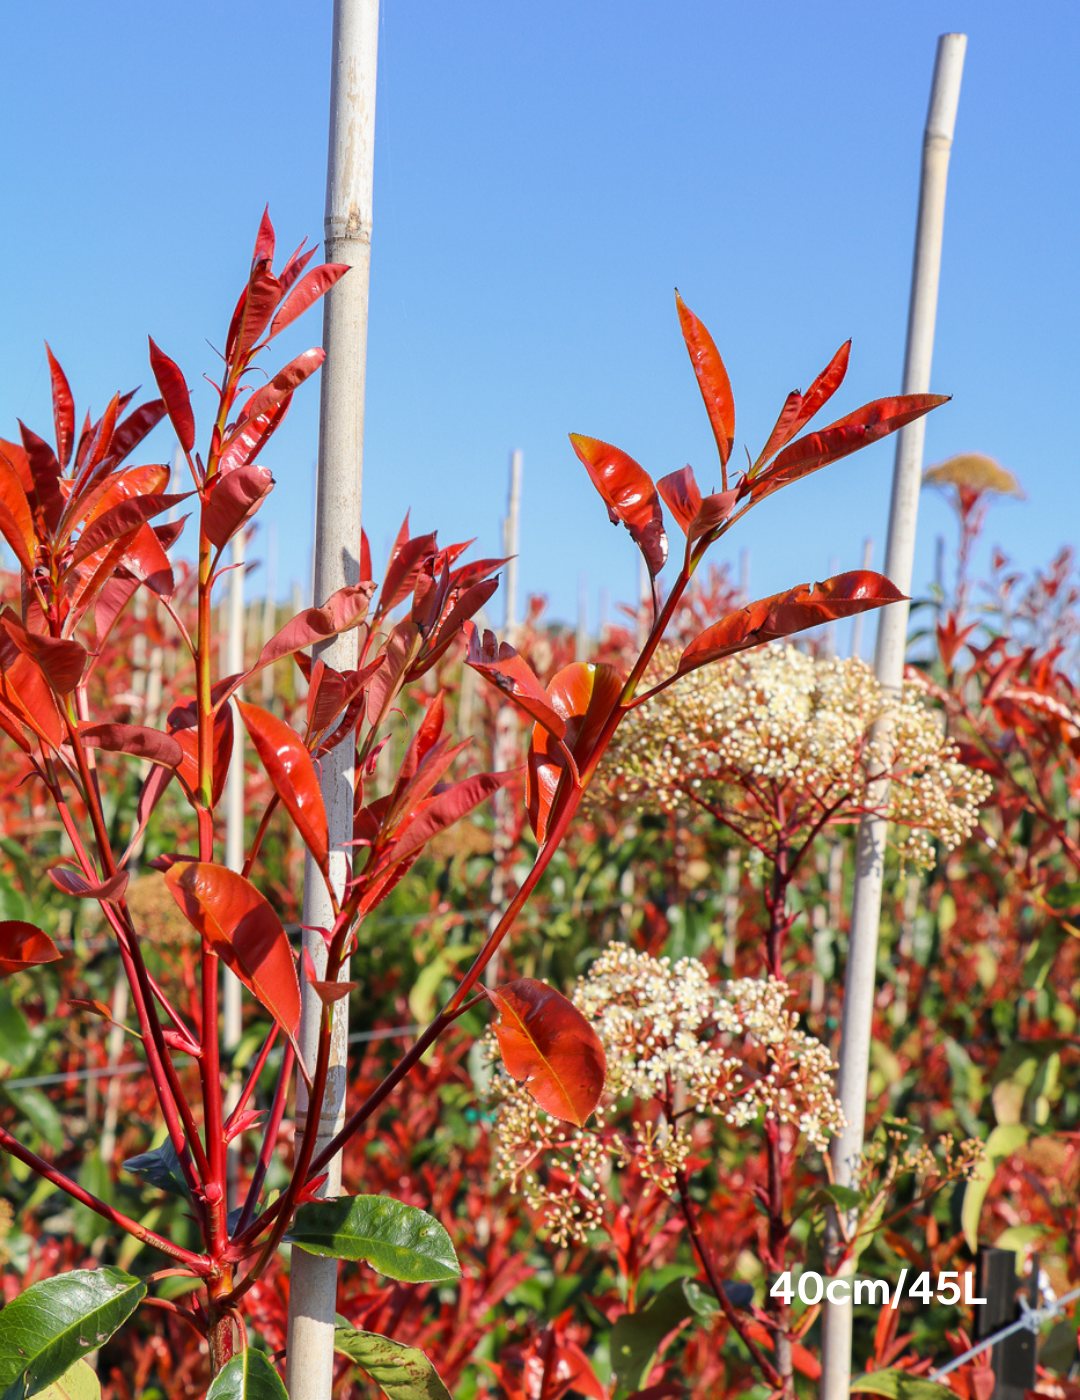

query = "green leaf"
[
  {"left": 0, "top": 989, "right": 35, "bottom": 1074},
  {"left": 0, "top": 1267, "right": 146, "bottom": 1400},
  {"left": 35, "top": 1361, "right": 100, "bottom": 1400},
  {"left": 3, "top": 1087, "right": 63, "bottom": 1151},
  {"left": 850, "top": 1370, "right": 956, "bottom": 1400},
  {"left": 1043, "top": 882, "right": 1080, "bottom": 912},
  {"left": 205, "top": 1350, "right": 287, "bottom": 1400},
  {"left": 682, "top": 1278, "right": 719, "bottom": 1318},
  {"left": 1039, "top": 1319, "right": 1078, "bottom": 1374},
  {"left": 122, "top": 1139, "right": 191, "bottom": 1201},
  {"left": 286, "top": 1196, "right": 460, "bottom": 1283},
  {"left": 962, "top": 1123, "right": 1028, "bottom": 1252},
  {"left": 333, "top": 1327, "right": 452, "bottom": 1399},
  {"left": 611, "top": 1276, "right": 695, "bottom": 1390}
]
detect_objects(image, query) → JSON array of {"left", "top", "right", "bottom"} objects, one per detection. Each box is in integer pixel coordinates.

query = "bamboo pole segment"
[
  {"left": 502, "top": 449, "right": 522, "bottom": 640},
  {"left": 576, "top": 572, "right": 588, "bottom": 660},
  {"left": 285, "top": 1, "right": 379, "bottom": 1394},
  {"left": 819, "top": 35, "right": 966, "bottom": 1400},
  {"left": 223, "top": 531, "right": 246, "bottom": 1210},
  {"left": 261, "top": 524, "right": 278, "bottom": 705}
]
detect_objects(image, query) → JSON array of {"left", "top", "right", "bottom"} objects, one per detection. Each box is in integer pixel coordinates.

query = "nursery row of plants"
[{"left": 0, "top": 216, "right": 1078, "bottom": 1399}]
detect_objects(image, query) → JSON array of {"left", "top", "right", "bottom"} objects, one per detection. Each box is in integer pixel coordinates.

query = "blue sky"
[{"left": 2, "top": 2, "right": 1076, "bottom": 641}]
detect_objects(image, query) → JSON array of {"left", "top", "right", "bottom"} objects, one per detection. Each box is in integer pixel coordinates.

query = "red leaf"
[
  {"left": 252, "top": 206, "right": 276, "bottom": 266},
  {"left": 237, "top": 348, "right": 325, "bottom": 426},
  {"left": 675, "top": 290, "right": 735, "bottom": 466},
  {"left": 238, "top": 702, "right": 329, "bottom": 873},
  {"left": 18, "top": 422, "right": 64, "bottom": 533},
  {"left": 486, "top": 978, "right": 606, "bottom": 1127},
  {"left": 0, "top": 447, "right": 36, "bottom": 570},
  {"left": 94, "top": 573, "right": 141, "bottom": 649},
  {"left": 148, "top": 338, "right": 196, "bottom": 453},
  {"left": 0, "top": 921, "right": 61, "bottom": 977},
  {"left": 121, "top": 522, "right": 175, "bottom": 598},
  {"left": 407, "top": 577, "right": 500, "bottom": 680},
  {"left": 105, "top": 399, "right": 168, "bottom": 468},
  {"left": 386, "top": 770, "right": 510, "bottom": 864},
  {"left": 44, "top": 345, "right": 75, "bottom": 469},
  {"left": 202, "top": 465, "right": 273, "bottom": 550},
  {"left": 253, "top": 585, "right": 374, "bottom": 671},
  {"left": 169, "top": 697, "right": 234, "bottom": 808},
  {"left": 0, "top": 652, "right": 64, "bottom": 748},
  {"left": 301, "top": 948, "right": 356, "bottom": 1006},
  {"left": 747, "top": 394, "right": 949, "bottom": 502},
  {"left": 267, "top": 263, "right": 350, "bottom": 341},
  {"left": 73, "top": 491, "right": 189, "bottom": 566},
  {"left": 656, "top": 466, "right": 736, "bottom": 544},
  {"left": 464, "top": 623, "right": 567, "bottom": 738},
  {"left": 218, "top": 396, "right": 291, "bottom": 477},
  {"left": 366, "top": 621, "right": 421, "bottom": 729},
  {"left": 164, "top": 863, "right": 301, "bottom": 1041},
  {"left": 527, "top": 662, "right": 624, "bottom": 843},
  {"left": 0, "top": 613, "right": 86, "bottom": 693},
  {"left": 569, "top": 435, "right": 668, "bottom": 577},
  {"left": 753, "top": 341, "right": 851, "bottom": 472},
  {"left": 380, "top": 517, "right": 439, "bottom": 612},
  {"left": 677, "top": 571, "right": 904, "bottom": 676},
  {"left": 77, "top": 722, "right": 183, "bottom": 769},
  {"left": 48, "top": 867, "right": 129, "bottom": 903}
]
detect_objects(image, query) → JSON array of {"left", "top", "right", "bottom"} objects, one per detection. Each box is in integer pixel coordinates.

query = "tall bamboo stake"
[
  {"left": 819, "top": 35, "right": 966, "bottom": 1400},
  {"left": 285, "top": 0, "right": 379, "bottom": 1393},
  {"left": 502, "top": 449, "right": 522, "bottom": 640},
  {"left": 223, "top": 531, "right": 246, "bottom": 1209},
  {"left": 849, "top": 538, "right": 874, "bottom": 658}
]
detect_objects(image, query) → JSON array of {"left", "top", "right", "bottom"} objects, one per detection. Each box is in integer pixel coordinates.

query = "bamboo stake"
[
  {"left": 576, "top": 572, "right": 588, "bottom": 660},
  {"left": 261, "top": 524, "right": 277, "bottom": 706},
  {"left": 223, "top": 531, "right": 246, "bottom": 1210},
  {"left": 819, "top": 35, "right": 966, "bottom": 1400},
  {"left": 285, "top": 0, "right": 379, "bottom": 1391}
]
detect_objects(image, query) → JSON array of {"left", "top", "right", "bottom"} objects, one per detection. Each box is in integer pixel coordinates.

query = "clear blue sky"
[{"left": 2, "top": 2, "right": 1076, "bottom": 638}]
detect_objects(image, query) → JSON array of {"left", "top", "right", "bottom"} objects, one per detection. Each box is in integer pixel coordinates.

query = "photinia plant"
[{"left": 0, "top": 219, "right": 944, "bottom": 1397}]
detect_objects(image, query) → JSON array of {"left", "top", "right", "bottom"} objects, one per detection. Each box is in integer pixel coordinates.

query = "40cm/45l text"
[{"left": 771, "top": 1270, "right": 988, "bottom": 1308}]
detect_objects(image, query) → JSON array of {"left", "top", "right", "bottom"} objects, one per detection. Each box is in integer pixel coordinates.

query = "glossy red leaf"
[
  {"left": 360, "top": 528, "right": 372, "bottom": 582},
  {"left": 569, "top": 434, "right": 668, "bottom": 577},
  {"left": 94, "top": 573, "right": 141, "bottom": 649},
  {"left": 386, "top": 770, "right": 512, "bottom": 864},
  {"left": 228, "top": 263, "right": 284, "bottom": 363},
  {"left": 656, "top": 466, "right": 737, "bottom": 544},
  {"left": 527, "top": 662, "right": 624, "bottom": 844},
  {"left": 407, "top": 577, "right": 500, "bottom": 681},
  {"left": 72, "top": 491, "right": 189, "bottom": 566},
  {"left": 169, "top": 697, "right": 234, "bottom": 807},
  {"left": 148, "top": 338, "right": 196, "bottom": 453},
  {"left": 677, "top": 571, "right": 905, "bottom": 676},
  {"left": 164, "top": 862, "right": 301, "bottom": 1040},
  {"left": 0, "top": 614, "right": 86, "bottom": 693},
  {"left": 69, "top": 461, "right": 171, "bottom": 537},
  {"left": 202, "top": 465, "right": 273, "bottom": 550},
  {"left": 238, "top": 348, "right": 325, "bottom": 426},
  {"left": 217, "top": 396, "right": 291, "bottom": 477},
  {"left": 487, "top": 977, "right": 606, "bottom": 1127},
  {"left": 0, "top": 448, "right": 36, "bottom": 570},
  {"left": 267, "top": 262, "right": 350, "bottom": 341},
  {"left": 0, "top": 921, "right": 61, "bottom": 976},
  {"left": 676, "top": 290, "right": 735, "bottom": 466},
  {"left": 464, "top": 623, "right": 567, "bottom": 738},
  {"left": 121, "top": 522, "right": 175, "bottom": 598},
  {"left": 18, "top": 422, "right": 64, "bottom": 533},
  {"left": 0, "top": 653, "right": 64, "bottom": 748},
  {"left": 747, "top": 394, "right": 949, "bottom": 502},
  {"left": 48, "top": 867, "right": 129, "bottom": 903},
  {"left": 753, "top": 341, "right": 851, "bottom": 472},
  {"left": 44, "top": 345, "right": 75, "bottom": 469},
  {"left": 380, "top": 517, "right": 439, "bottom": 612},
  {"left": 77, "top": 722, "right": 183, "bottom": 769},
  {"left": 253, "top": 584, "right": 374, "bottom": 671},
  {"left": 252, "top": 205, "right": 276, "bottom": 265},
  {"left": 365, "top": 621, "right": 421, "bottom": 728},
  {"left": 238, "top": 701, "right": 329, "bottom": 873},
  {"left": 105, "top": 399, "right": 168, "bottom": 468}
]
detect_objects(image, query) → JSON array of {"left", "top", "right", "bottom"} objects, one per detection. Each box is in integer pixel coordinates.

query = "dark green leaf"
[
  {"left": 1039, "top": 1319, "right": 1078, "bottom": 1374},
  {"left": 0, "top": 1267, "right": 146, "bottom": 1400},
  {"left": 122, "top": 1139, "right": 191, "bottom": 1201},
  {"left": 611, "top": 1276, "right": 695, "bottom": 1390},
  {"left": 333, "top": 1326, "right": 452, "bottom": 1399},
  {"left": 205, "top": 1349, "right": 287, "bottom": 1400},
  {"left": 286, "top": 1196, "right": 460, "bottom": 1283},
  {"left": 1043, "top": 882, "right": 1080, "bottom": 912},
  {"left": 850, "top": 1369, "right": 955, "bottom": 1400}
]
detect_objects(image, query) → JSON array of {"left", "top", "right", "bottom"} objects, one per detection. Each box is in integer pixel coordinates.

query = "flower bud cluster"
[
  {"left": 599, "top": 644, "right": 990, "bottom": 869},
  {"left": 491, "top": 944, "right": 845, "bottom": 1242}
]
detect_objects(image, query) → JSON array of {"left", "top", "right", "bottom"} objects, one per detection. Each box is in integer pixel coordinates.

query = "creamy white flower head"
[{"left": 598, "top": 643, "right": 991, "bottom": 869}]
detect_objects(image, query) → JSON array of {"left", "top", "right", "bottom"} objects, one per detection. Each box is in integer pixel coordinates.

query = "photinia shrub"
[{"left": 0, "top": 213, "right": 943, "bottom": 1395}]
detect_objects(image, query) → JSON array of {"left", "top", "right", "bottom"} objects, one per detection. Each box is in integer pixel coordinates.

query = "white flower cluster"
[
  {"left": 491, "top": 945, "right": 845, "bottom": 1243},
  {"left": 601, "top": 644, "right": 991, "bottom": 869}
]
